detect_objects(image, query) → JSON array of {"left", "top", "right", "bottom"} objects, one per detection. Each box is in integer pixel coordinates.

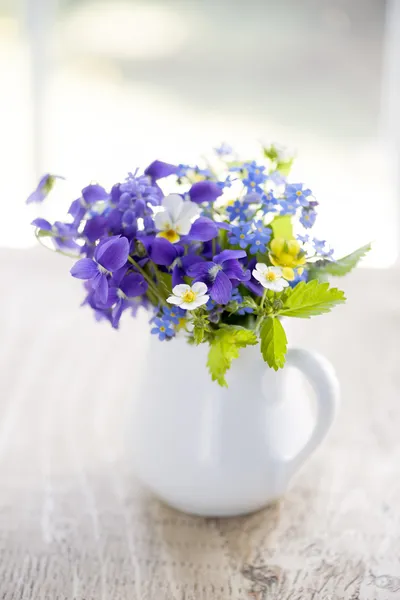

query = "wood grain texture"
[{"left": 0, "top": 248, "right": 399, "bottom": 600}]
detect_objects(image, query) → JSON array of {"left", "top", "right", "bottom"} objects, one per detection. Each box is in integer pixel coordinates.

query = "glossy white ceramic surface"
[{"left": 130, "top": 337, "right": 339, "bottom": 516}]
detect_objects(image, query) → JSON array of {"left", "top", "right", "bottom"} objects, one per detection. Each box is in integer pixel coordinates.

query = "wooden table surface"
[{"left": 0, "top": 248, "right": 399, "bottom": 600}]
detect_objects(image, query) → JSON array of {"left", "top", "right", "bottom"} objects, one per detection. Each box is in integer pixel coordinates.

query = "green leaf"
[
  {"left": 193, "top": 324, "right": 205, "bottom": 345},
  {"left": 310, "top": 243, "right": 371, "bottom": 278},
  {"left": 207, "top": 326, "right": 258, "bottom": 387},
  {"left": 279, "top": 280, "right": 346, "bottom": 318},
  {"left": 259, "top": 317, "right": 287, "bottom": 370},
  {"left": 270, "top": 215, "right": 293, "bottom": 240},
  {"left": 276, "top": 158, "right": 294, "bottom": 177}
]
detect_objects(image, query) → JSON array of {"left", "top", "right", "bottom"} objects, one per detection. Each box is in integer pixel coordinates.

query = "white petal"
[
  {"left": 171, "top": 283, "right": 190, "bottom": 297},
  {"left": 162, "top": 194, "right": 184, "bottom": 222},
  {"left": 174, "top": 216, "right": 193, "bottom": 236},
  {"left": 255, "top": 262, "right": 268, "bottom": 274},
  {"left": 194, "top": 294, "right": 209, "bottom": 308},
  {"left": 181, "top": 295, "right": 209, "bottom": 310},
  {"left": 192, "top": 281, "right": 208, "bottom": 296},
  {"left": 154, "top": 211, "right": 171, "bottom": 231},
  {"left": 252, "top": 269, "right": 264, "bottom": 284},
  {"left": 178, "top": 200, "right": 201, "bottom": 222},
  {"left": 268, "top": 280, "right": 288, "bottom": 292},
  {"left": 167, "top": 295, "right": 183, "bottom": 305}
]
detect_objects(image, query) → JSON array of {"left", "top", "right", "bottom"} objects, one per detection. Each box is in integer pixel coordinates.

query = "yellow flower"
[{"left": 269, "top": 237, "right": 306, "bottom": 281}]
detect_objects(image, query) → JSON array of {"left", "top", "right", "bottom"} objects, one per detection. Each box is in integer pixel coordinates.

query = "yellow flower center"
[
  {"left": 240, "top": 234, "right": 245, "bottom": 239},
  {"left": 158, "top": 229, "right": 180, "bottom": 243},
  {"left": 250, "top": 181, "right": 256, "bottom": 187},
  {"left": 266, "top": 271, "right": 278, "bottom": 282},
  {"left": 159, "top": 326, "right": 166, "bottom": 332},
  {"left": 182, "top": 290, "right": 196, "bottom": 303},
  {"left": 296, "top": 190, "right": 302, "bottom": 196}
]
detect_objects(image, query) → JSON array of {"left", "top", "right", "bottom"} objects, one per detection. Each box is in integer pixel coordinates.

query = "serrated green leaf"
[
  {"left": 259, "top": 317, "right": 287, "bottom": 370},
  {"left": 310, "top": 243, "right": 371, "bottom": 278},
  {"left": 270, "top": 215, "right": 293, "bottom": 240},
  {"left": 279, "top": 280, "right": 346, "bottom": 318},
  {"left": 207, "top": 326, "right": 258, "bottom": 386}
]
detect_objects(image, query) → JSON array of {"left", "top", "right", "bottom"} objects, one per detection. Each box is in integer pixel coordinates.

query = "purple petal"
[
  {"left": 31, "top": 218, "right": 52, "bottom": 231},
  {"left": 95, "top": 236, "right": 130, "bottom": 271},
  {"left": 181, "top": 254, "right": 204, "bottom": 271},
  {"left": 111, "top": 266, "right": 128, "bottom": 287},
  {"left": 98, "top": 286, "right": 118, "bottom": 308},
  {"left": 111, "top": 299, "right": 124, "bottom": 329},
  {"left": 110, "top": 183, "right": 122, "bottom": 205},
  {"left": 122, "top": 209, "right": 137, "bottom": 236},
  {"left": 93, "top": 272, "right": 109, "bottom": 304},
  {"left": 26, "top": 190, "right": 44, "bottom": 204},
  {"left": 216, "top": 221, "right": 231, "bottom": 231},
  {"left": 83, "top": 215, "right": 108, "bottom": 243},
  {"left": 214, "top": 249, "right": 247, "bottom": 264},
  {"left": 144, "top": 160, "right": 178, "bottom": 181},
  {"left": 82, "top": 184, "right": 109, "bottom": 205},
  {"left": 120, "top": 273, "right": 148, "bottom": 297},
  {"left": 106, "top": 208, "right": 123, "bottom": 232},
  {"left": 53, "top": 238, "right": 80, "bottom": 252},
  {"left": 148, "top": 237, "right": 178, "bottom": 266},
  {"left": 26, "top": 174, "right": 63, "bottom": 204},
  {"left": 68, "top": 198, "right": 85, "bottom": 222},
  {"left": 244, "top": 278, "right": 264, "bottom": 297},
  {"left": 222, "top": 259, "right": 250, "bottom": 281},
  {"left": 189, "top": 181, "right": 222, "bottom": 204},
  {"left": 172, "top": 265, "right": 185, "bottom": 287},
  {"left": 188, "top": 217, "right": 218, "bottom": 242},
  {"left": 187, "top": 261, "right": 214, "bottom": 280},
  {"left": 70, "top": 258, "right": 98, "bottom": 279},
  {"left": 210, "top": 271, "right": 232, "bottom": 304}
]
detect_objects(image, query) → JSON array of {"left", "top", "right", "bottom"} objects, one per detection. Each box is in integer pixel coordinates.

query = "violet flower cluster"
[{"left": 28, "top": 144, "right": 368, "bottom": 383}]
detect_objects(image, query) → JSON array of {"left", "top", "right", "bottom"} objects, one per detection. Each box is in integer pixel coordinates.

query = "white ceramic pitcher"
[{"left": 131, "top": 336, "right": 339, "bottom": 517}]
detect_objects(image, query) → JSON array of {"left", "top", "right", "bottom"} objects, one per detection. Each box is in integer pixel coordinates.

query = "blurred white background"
[{"left": 1, "top": 0, "right": 399, "bottom": 264}]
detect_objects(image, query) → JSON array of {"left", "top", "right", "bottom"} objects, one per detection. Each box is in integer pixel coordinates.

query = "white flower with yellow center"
[
  {"left": 167, "top": 282, "right": 209, "bottom": 310},
  {"left": 154, "top": 194, "right": 200, "bottom": 244},
  {"left": 252, "top": 264, "right": 289, "bottom": 292}
]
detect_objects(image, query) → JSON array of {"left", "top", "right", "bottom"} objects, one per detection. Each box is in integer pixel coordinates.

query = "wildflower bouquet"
[{"left": 29, "top": 144, "right": 370, "bottom": 386}]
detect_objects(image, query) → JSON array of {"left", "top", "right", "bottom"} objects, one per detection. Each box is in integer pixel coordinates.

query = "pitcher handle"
[{"left": 285, "top": 348, "right": 340, "bottom": 478}]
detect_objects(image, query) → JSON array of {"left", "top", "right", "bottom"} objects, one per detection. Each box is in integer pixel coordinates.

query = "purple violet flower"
[
  {"left": 144, "top": 160, "right": 178, "bottom": 182},
  {"left": 243, "top": 258, "right": 264, "bottom": 297},
  {"left": 105, "top": 268, "right": 148, "bottom": 328},
  {"left": 70, "top": 236, "right": 130, "bottom": 304},
  {"left": 187, "top": 249, "right": 250, "bottom": 304},
  {"left": 189, "top": 181, "right": 222, "bottom": 204},
  {"left": 31, "top": 218, "right": 79, "bottom": 252},
  {"left": 186, "top": 217, "right": 219, "bottom": 242},
  {"left": 68, "top": 184, "right": 109, "bottom": 225},
  {"left": 26, "top": 174, "right": 64, "bottom": 204}
]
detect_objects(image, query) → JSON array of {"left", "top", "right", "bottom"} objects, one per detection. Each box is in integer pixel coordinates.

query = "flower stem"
[
  {"left": 34, "top": 229, "right": 80, "bottom": 259},
  {"left": 128, "top": 256, "right": 167, "bottom": 306},
  {"left": 260, "top": 289, "right": 268, "bottom": 310}
]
